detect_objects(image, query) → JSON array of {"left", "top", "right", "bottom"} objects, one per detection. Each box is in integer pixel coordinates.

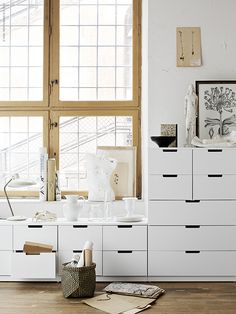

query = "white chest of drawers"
[
  {"left": 0, "top": 220, "right": 148, "bottom": 281},
  {"left": 148, "top": 147, "right": 236, "bottom": 280}
]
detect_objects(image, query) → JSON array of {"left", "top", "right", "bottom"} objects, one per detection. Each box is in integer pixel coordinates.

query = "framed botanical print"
[{"left": 196, "top": 80, "right": 236, "bottom": 139}]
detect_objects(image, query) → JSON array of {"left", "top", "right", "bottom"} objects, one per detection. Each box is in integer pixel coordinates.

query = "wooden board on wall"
[{"left": 176, "top": 27, "right": 202, "bottom": 67}]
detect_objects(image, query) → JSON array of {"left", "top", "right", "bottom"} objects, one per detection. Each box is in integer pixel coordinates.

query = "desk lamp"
[{"left": 4, "top": 174, "right": 36, "bottom": 221}]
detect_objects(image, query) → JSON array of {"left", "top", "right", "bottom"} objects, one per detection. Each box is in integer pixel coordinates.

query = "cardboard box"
[{"left": 23, "top": 241, "right": 53, "bottom": 254}]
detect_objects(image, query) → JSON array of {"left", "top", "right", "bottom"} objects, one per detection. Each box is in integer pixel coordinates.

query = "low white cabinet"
[
  {"left": 0, "top": 221, "right": 147, "bottom": 281},
  {"left": 148, "top": 147, "right": 236, "bottom": 280}
]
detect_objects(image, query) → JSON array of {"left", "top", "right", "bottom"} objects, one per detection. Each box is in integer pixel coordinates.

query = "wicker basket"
[{"left": 61, "top": 263, "right": 96, "bottom": 298}]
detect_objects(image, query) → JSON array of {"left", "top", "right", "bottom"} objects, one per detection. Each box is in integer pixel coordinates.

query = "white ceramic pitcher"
[{"left": 63, "top": 195, "right": 85, "bottom": 221}]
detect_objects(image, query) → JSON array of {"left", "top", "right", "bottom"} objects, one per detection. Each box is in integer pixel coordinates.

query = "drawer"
[
  {"left": 0, "top": 251, "right": 11, "bottom": 275},
  {"left": 0, "top": 226, "right": 12, "bottom": 250},
  {"left": 149, "top": 175, "right": 192, "bottom": 200},
  {"left": 148, "top": 200, "right": 236, "bottom": 225},
  {"left": 13, "top": 225, "right": 57, "bottom": 251},
  {"left": 12, "top": 252, "right": 56, "bottom": 279},
  {"left": 193, "top": 148, "right": 236, "bottom": 174},
  {"left": 149, "top": 148, "right": 192, "bottom": 174},
  {"left": 193, "top": 175, "right": 236, "bottom": 200},
  {"left": 148, "top": 226, "right": 236, "bottom": 251},
  {"left": 59, "top": 225, "right": 102, "bottom": 251},
  {"left": 103, "top": 226, "right": 147, "bottom": 250},
  {"left": 148, "top": 251, "right": 236, "bottom": 276},
  {"left": 58, "top": 250, "right": 102, "bottom": 276},
  {"left": 103, "top": 251, "right": 147, "bottom": 276}
]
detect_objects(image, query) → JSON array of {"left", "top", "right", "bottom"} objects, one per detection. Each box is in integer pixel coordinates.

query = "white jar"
[{"left": 63, "top": 195, "right": 85, "bottom": 221}]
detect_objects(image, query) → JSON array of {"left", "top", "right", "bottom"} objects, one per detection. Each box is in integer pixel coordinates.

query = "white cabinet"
[
  {"left": 0, "top": 226, "right": 12, "bottom": 250},
  {"left": 13, "top": 225, "right": 57, "bottom": 251},
  {"left": 148, "top": 147, "right": 236, "bottom": 279}
]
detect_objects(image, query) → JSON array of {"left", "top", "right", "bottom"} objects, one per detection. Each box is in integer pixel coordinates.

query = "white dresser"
[
  {"left": 148, "top": 147, "right": 236, "bottom": 281},
  {"left": 0, "top": 220, "right": 147, "bottom": 282}
]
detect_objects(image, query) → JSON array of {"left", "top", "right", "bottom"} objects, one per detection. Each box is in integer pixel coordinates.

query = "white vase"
[{"left": 63, "top": 195, "right": 85, "bottom": 221}]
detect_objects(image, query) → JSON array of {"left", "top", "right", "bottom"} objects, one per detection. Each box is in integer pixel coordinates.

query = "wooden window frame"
[
  {"left": 0, "top": 110, "right": 49, "bottom": 197},
  {"left": 0, "top": 0, "right": 142, "bottom": 198}
]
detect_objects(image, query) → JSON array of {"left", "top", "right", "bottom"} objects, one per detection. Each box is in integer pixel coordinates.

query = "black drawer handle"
[
  {"left": 208, "top": 174, "right": 223, "bottom": 178},
  {"left": 118, "top": 225, "right": 132, "bottom": 229},
  {"left": 28, "top": 225, "right": 43, "bottom": 228},
  {"left": 117, "top": 251, "right": 133, "bottom": 254},
  {"left": 162, "top": 174, "right": 178, "bottom": 178},
  {"left": 73, "top": 250, "right": 82, "bottom": 253},
  {"left": 15, "top": 250, "right": 23, "bottom": 253},
  {"left": 185, "top": 200, "right": 200, "bottom": 203},
  {"left": 185, "top": 225, "right": 200, "bottom": 229},
  {"left": 185, "top": 251, "right": 200, "bottom": 254},
  {"left": 73, "top": 225, "right": 88, "bottom": 228},
  {"left": 208, "top": 149, "right": 222, "bottom": 152},
  {"left": 162, "top": 149, "right": 177, "bottom": 152}
]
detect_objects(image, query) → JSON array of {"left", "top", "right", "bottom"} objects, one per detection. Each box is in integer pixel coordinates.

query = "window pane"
[
  {"left": 0, "top": 1, "right": 44, "bottom": 101},
  {"left": 59, "top": 116, "right": 133, "bottom": 191},
  {"left": 0, "top": 116, "right": 44, "bottom": 191},
  {"left": 60, "top": 0, "right": 133, "bottom": 101}
]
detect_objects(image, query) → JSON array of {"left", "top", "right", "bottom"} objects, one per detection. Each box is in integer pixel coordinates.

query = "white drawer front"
[
  {"left": 148, "top": 251, "right": 236, "bottom": 276},
  {"left": 12, "top": 252, "right": 56, "bottom": 279},
  {"left": 149, "top": 226, "right": 236, "bottom": 251},
  {"left": 149, "top": 148, "right": 192, "bottom": 174},
  {"left": 149, "top": 200, "right": 236, "bottom": 225},
  {"left": 0, "top": 251, "right": 11, "bottom": 275},
  {"left": 149, "top": 175, "right": 192, "bottom": 200},
  {"left": 193, "top": 175, "right": 236, "bottom": 200},
  {"left": 13, "top": 225, "right": 57, "bottom": 251},
  {"left": 59, "top": 225, "right": 102, "bottom": 251},
  {"left": 103, "top": 226, "right": 147, "bottom": 250},
  {"left": 193, "top": 149, "right": 236, "bottom": 174},
  {"left": 0, "top": 226, "right": 12, "bottom": 250},
  {"left": 58, "top": 250, "right": 102, "bottom": 276},
  {"left": 103, "top": 251, "right": 147, "bottom": 276}
]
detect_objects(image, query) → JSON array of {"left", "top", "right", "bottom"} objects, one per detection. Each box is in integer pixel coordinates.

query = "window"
[{"left": 0, "top": 0, "right": 141, "bottom": 198}]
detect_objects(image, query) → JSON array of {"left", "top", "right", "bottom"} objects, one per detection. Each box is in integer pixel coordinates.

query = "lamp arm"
[{"left": 4, "top": 179, "right": 14, "bottom": 217}]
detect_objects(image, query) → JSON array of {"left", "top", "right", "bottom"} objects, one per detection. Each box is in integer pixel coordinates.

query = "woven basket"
[{"left": 61, "top": 263, "right": 96, "bottom": 298}]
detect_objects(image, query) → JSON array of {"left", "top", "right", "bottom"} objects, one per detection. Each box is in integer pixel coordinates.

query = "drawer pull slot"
[
  {"left": 185, "top": 225, "right": 200, "bottom": 229},
  {"left": 117, "top": 250, "right": 133, "bottom": 254},
  {"left": 118, "top": 225, "right": 132, "bottom": 229},
  {"left": 162, "top": 174, "right": 178, "bottom": 178},
  {"left": 185, "top": 200, "right": 200, "bottom": 203},
  {"left": 208, "top": 174, "right": 223, "bottom": 178},
  {"left": 185, "top": 251, "right": 200, "bottom": 254},
  {"left": 15, "top": 250, "right": 23, "bottom": 253},
  {"left": 28, "top": 225, "right": 43, "bottom": 228},
  {"left": 208, "top": 149, "right": 222, "bottom": 153},
  {"left": 162, "top": 149, "right": 177, "bottom": 153},
  {"left": 73, "top": 225, "right": 88, "bottom": 228},
  {"left": 73, "top": 250, "right": 82, "bottom": 253}
]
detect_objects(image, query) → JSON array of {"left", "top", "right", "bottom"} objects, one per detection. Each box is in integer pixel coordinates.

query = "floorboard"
[{"left": 0, "top": 282, "right": 236, "bottom": 314}]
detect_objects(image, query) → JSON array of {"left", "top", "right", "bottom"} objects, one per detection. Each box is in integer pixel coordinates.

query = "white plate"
[
  {"left": 115, "top": 215, "right": 144, "bottom": 223},
  {"left": 7, "top": 215, "right": 28, "bottom": 221}
]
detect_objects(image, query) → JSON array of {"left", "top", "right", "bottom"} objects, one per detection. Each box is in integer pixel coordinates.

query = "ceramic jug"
[{"left": 63, "top": 195, "right": 85, "bottom": 221}]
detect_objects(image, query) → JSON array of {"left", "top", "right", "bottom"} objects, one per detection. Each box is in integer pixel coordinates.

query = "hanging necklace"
[{"left": 179, "top": 31, "right": 184, "bottom": 61}]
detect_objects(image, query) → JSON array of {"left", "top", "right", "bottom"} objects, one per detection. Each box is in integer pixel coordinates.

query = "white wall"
[{"left": 147, "top": 0, "right": 236, "bottom": 147}]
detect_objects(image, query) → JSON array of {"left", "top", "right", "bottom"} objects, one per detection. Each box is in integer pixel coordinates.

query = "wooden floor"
[{"left": 0, "top": 282, "right": 236, "bottom": 314}]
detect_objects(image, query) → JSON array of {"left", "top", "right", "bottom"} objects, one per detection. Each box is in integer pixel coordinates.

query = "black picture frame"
[{"left": 196, "top": 80, "right": 236, "bottom": 139}]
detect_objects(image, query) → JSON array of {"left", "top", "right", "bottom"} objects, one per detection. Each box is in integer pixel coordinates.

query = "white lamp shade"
[{"left": 8, "top": 179, "right": 36, "bottom": 188}]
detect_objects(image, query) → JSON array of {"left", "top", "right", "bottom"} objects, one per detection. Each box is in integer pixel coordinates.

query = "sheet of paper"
[{"left": 83, "top": 293, "right": 155, "bottom": 314}]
